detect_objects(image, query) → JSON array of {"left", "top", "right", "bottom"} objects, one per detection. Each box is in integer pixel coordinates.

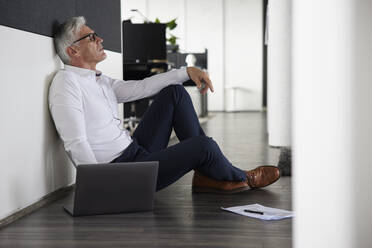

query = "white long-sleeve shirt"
[{"left": 49, "top": 65, "right": 189, "bottom": 165}]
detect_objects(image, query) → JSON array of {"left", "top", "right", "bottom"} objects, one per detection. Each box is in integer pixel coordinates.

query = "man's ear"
[{"left": 66, "top": 46, "right": 79, "bottom": 59}]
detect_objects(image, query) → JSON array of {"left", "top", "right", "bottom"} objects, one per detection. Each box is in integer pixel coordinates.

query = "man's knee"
[
  {"left": 159, "top": 85, "right": 190, "bottom": 104},
  {"left": 193, "top": 136, "right": 218, "bottom": 152},
  {"left": 161, "top": 84, "right": 188, "bottom": 96}
]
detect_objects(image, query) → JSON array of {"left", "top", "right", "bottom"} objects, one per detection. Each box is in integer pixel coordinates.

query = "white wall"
[
  {"left": 0, "top": 25, "right": 73, "bottom": 220},
  {"left": 0, "top": 25, "right": 122, "bottom": 221},
  {"left": 185, "top": 0, "right": 225, "bottom": 111},
  {"left": 122, "top": 0, "right": 263, "bottom": 111},
  {"left": 267, "top": 0, "right": 291, "bottom": 146},
  {"left": 224, "top": 0, "right": 263, "bottom": 111},
  {"left": 293, "top": 0, "right": 372, "bottom": 247}
]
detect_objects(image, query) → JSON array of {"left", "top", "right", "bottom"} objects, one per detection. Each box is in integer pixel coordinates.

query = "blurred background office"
[{"left": 122, "top": 0, "right": 264, "bottom": 113}]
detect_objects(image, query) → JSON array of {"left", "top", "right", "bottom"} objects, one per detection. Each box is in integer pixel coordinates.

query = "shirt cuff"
[{"left": 177, "top": 67, "right": 190, "bottom": 83}]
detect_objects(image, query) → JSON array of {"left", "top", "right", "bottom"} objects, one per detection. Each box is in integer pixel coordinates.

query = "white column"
[
  {"left": 267, "top": 0, "right": 291, "bottom": 146},
  {"left": 293, "top": 0, "right": 372, "bottom": 247}
]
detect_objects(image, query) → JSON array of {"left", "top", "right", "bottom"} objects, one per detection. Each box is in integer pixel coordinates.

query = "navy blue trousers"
[{"left": 112, "top": 85, "right": 247, "bottom": 191}]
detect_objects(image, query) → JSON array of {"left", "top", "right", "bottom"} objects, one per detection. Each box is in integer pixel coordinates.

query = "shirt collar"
[{"left": 64, "top": 65, "right": 102, "bottom": 78}]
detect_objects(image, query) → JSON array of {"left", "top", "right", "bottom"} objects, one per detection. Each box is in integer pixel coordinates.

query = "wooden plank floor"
[{"left": 0, "top": 112, "right": 292, "bottom": 248}]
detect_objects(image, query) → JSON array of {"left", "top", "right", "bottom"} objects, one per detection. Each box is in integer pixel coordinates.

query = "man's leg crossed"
[
  {"left": 133, "top": 136, "right": 247, "bottom": 191},
  {"left": 133, "top": 85, "right": 205, "bottom": 153}
]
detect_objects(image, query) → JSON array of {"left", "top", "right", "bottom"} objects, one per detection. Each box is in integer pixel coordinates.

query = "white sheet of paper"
[{"left": 221, "top": 204, "right": 293, "bottom": 220}]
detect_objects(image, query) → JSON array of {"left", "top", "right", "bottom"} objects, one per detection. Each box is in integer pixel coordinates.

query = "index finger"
[{"left": 203, "top": 74, "right": 214, "bottom": 92}]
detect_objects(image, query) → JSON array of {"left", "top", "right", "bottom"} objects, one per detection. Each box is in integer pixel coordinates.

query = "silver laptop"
[{"left": 63, "top": 161, "right": 158, "bottom": 217}]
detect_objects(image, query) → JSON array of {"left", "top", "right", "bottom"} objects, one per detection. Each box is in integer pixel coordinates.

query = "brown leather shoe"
[
  {"left": 192, "top": 171, "right": 250, "bottom": 194},
  {"left": 245, "top": 166, "right": 280, "bottom": 188}
]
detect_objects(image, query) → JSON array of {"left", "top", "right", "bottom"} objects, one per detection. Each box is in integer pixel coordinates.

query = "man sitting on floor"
[{"left": 49, "top": 16, "right": 280, "bottom": 194}]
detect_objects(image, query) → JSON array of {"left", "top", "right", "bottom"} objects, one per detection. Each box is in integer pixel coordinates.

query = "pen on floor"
[{"left": 244, "top": 209, "right": 264, "bottom": 215}]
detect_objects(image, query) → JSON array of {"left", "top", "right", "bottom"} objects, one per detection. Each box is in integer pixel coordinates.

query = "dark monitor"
[{"left": 122, "top": 23, "right": 166, "bottom": 63}]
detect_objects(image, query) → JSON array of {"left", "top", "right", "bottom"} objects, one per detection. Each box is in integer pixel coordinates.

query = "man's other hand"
[{"left": 186, "top": 67, "right": 214, "bottom": 95}]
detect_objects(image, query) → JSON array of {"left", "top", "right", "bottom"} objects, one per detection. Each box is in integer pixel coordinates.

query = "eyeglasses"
[{"left": 71, "top": 32, "right": 99, "bottom": 45}]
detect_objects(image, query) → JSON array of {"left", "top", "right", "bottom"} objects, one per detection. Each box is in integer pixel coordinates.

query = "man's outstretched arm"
[{"left": 110, "top": 67, "right": 213, "bottom": 103}]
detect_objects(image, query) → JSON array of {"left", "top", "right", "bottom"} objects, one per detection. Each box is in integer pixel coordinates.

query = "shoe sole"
[{"left": 192, "top": 186, "right": 251, "bottom": 194}]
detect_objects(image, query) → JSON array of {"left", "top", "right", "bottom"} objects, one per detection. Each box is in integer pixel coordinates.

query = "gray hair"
[{"left": 54, "top": 16, "right": 86, "bottom": 64}]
